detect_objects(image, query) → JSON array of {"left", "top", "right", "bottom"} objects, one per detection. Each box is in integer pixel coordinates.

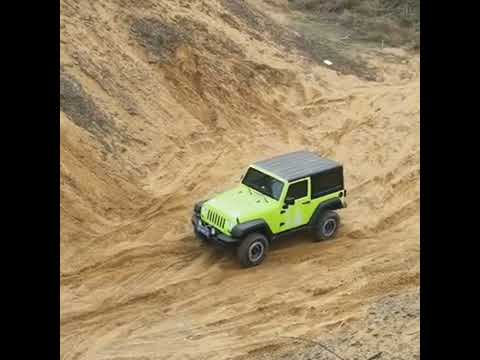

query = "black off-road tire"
[
  {"left": 313, "top": 210, "right": 340, "bottom": 242},
  {"left": 237, "top": 232, "right": 269, "bottom": 268}
]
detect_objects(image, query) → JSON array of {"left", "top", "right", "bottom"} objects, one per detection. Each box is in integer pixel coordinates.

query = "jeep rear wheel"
[
  {"left": 237, "top": 233, "right": 269, "bottom": 268},
  {"left": 314, "top": 211, "right": 340, "bottom": 242}
]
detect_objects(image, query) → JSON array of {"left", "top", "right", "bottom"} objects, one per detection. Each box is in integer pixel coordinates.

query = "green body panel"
[{"left": 200, "top": 166, "right": 344, "bottom": 237}]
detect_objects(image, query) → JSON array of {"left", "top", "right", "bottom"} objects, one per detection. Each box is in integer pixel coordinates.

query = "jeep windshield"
[{"left": 241, "top": 167, "right": 284, "bottom": 200}]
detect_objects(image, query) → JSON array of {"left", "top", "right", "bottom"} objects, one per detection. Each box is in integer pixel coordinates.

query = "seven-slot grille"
[{"left": 206, "top": 208, "right": 226, "bottom": 230}]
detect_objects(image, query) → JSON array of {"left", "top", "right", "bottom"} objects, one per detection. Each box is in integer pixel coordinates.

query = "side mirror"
[{"left": 285, "top": 196, "right": 295, "bottom": 206}]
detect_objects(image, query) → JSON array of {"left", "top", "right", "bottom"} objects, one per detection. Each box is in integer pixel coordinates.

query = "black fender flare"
[
  {"left": 194, "top": 200, "right": 207, "bottom": 214},
  {"left": 309, "top": 197, "right": 344, "bottom": 226},
  {"left": 231, "top": 219, "right": 273, "bottom": 240}
]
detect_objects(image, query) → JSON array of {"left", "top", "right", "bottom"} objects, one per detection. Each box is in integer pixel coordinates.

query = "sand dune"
[{"left": 60, "top": 1, "right": 419, "bottom": 359}]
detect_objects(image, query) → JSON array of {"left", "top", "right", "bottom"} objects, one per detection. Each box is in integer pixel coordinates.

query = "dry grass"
[{"left": 289, "top": 0, "right": 420, "bottom": 49}]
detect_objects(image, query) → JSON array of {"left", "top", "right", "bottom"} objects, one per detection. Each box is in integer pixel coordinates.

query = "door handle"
[{"left": 302, "top": 201, "right": 310, "bottom": 205}]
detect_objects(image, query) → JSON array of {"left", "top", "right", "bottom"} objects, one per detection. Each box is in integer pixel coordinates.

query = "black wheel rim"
[
  {"left": 323, "top": 218, "right": 337, "bottom": 237},
  {"left": 248, "top": 241, "right": 264, "bottom": 262}
]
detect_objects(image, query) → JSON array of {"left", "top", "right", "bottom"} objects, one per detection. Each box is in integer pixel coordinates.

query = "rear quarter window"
[{"left": 311, "top": 167, "right": 344, "bottom": 198}]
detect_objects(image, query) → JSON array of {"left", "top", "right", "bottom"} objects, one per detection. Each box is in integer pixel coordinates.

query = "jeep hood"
[{"left": 204, "top": 184, "right": 279, "bottom": 222}]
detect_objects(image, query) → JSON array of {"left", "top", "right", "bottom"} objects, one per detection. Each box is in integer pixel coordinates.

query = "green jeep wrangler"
[{"left": 192, "top": 151, "right": 347, "bottom": 267}]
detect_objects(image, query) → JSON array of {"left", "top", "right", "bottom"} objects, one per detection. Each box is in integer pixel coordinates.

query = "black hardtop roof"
[{"left": 253, "top": 151, "right": 341, "bottom": 182}]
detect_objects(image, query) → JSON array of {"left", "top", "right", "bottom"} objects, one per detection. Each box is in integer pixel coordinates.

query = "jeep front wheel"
[
  {"left": 237, "top": 233, "right": 269, "bottom": 268},
  {"left": 314, "top": 211, "right": 340, "bottom": 242}
]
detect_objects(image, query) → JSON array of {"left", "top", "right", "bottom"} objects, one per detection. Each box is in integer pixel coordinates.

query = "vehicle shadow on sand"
[{"left": 207, "top": 226, "right": 348, "bottom": 270}]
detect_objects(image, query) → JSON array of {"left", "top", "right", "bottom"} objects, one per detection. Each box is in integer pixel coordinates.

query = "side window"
[{"left": 286, "top": 180, "right": 308, "bottom": 199}]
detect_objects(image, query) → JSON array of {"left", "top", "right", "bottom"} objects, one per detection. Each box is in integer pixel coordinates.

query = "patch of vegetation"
[
  {"left": 60, "top": 71, "right": 113, "bottom": 138},
  {"left": 222, "top": 0, "right": 262, "bottom": 32},
  {"left": 130, "top": 18, "right": 186, "bottom": 61},
  {"left": 60, "top": 69, "right": 127, "bottom": 154},
  {"left": 289, "top": 0, "right": 419, "bottom": 49},
  {"left": 130, "top": 16, "right": 244, "bottom": 61}
]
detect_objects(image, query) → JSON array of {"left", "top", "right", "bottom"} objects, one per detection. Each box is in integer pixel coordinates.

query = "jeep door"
[{"left": 279, "top": 177, "right": 311, "bottom": 232}]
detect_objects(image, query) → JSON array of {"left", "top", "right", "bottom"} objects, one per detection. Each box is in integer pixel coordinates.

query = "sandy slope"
[{"left": 60, "top": 1, "right": 419, "bottom": 359}]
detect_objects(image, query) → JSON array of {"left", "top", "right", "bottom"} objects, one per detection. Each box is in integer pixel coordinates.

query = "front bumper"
[{"left": 191, "top": 213, "right": 239, "bottom": 246}]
